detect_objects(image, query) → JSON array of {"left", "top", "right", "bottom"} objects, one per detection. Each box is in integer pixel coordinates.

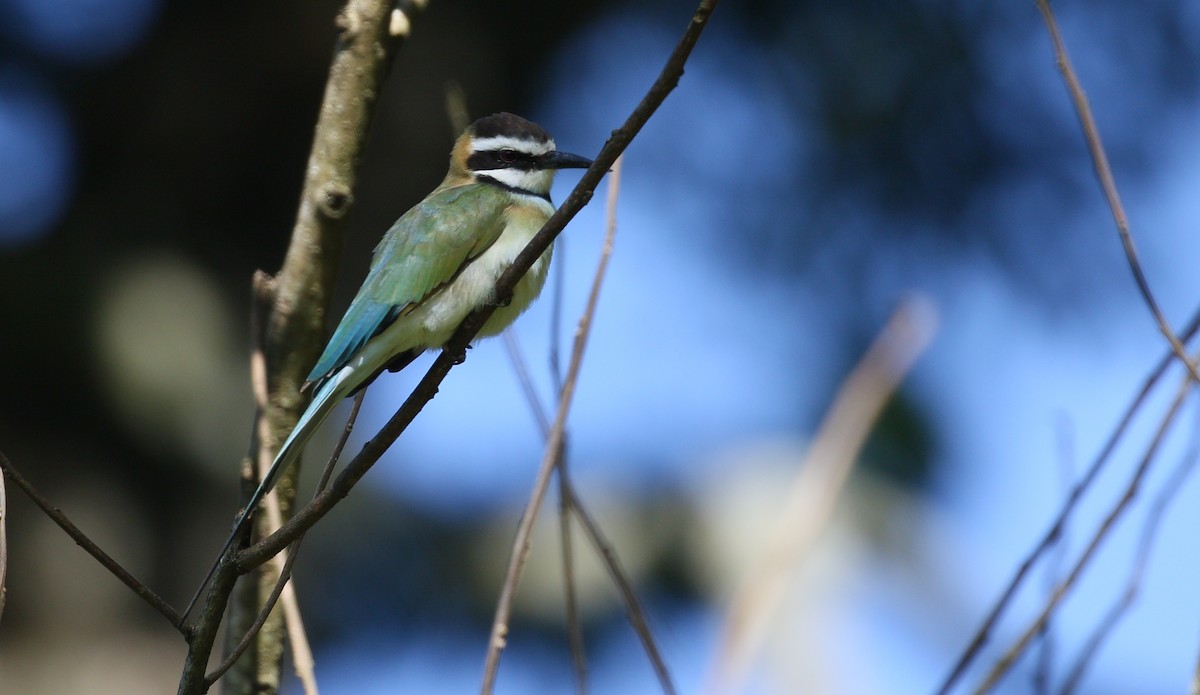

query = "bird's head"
[{"left": 449, "top": 112, "right": 592, "bottom": 199}]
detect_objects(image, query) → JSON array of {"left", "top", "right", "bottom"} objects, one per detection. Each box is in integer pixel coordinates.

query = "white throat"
[{"left": 479, "top": 167, "right": 555, "bottom": 196}]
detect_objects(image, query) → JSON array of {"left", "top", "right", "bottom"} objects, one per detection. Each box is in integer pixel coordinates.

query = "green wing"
[{"left": 306, "top": 183, "right": 508, "bottom": 385}]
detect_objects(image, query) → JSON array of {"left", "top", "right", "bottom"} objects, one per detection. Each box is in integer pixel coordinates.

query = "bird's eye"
[{"left": 498, "top": 149, "right": 517, "bottom": 164}]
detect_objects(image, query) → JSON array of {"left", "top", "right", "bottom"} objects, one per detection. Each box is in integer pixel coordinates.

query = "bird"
[{"left": 212, "top": 112, "right": 591, "bottom": 577}]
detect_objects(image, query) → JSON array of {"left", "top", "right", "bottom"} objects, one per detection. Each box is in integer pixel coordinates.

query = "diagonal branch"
[
  {"left": 1059, "top": 423, "right": 1200, "bottom": 693},
  {"left": 180, "top": 1, "right": 413, "bottom": 692},
  {"left": 935, "top": 304, "right": 1200, "bottom": 694},
  {"left": 480, "top": 155, "right": 644, "bottom": 694},
  {"left": 1035, "top": 0, "right": 1200, "bottom": 384},
  {"left": 0, "top": 445, "right": 6, "bottom": 626},
  {"left": 972, "top": 370, "right": 1194, "bottom": 693},
  {"left": 235, "top": 0, "right": 722, "bottom": 573},
  {"left": 0, "top": 449, "right": 185, "bottom": 631},
  {"left": 209, "top": 392, "right": 363, "bottom": 688}
]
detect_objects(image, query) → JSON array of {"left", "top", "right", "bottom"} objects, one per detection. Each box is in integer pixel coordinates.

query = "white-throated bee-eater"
[{"left": 217, "top": 112, "right": 591, "bottom": 567}]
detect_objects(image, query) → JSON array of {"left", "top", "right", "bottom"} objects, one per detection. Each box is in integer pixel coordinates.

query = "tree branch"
[
  {"left": 235, "top": 0, "right": 722, "bottom": 574},
  {"left": 935, "top": 304, "right": 1200, "bottom": 694},
  {"left": 972, "top": 371, "right": 1193, "bottom": 693},
  {"left": 180, "top": 1, "right": 411, "bottom": 691},
  {"left": 1036, "top": 0, "right": 1200, "bottom": 384},
  {"left": 480, "top": 153, "right": 632, "bottom": 694},
  {"left": 0, "top": 449, "right": 184, "bottom": 631}
]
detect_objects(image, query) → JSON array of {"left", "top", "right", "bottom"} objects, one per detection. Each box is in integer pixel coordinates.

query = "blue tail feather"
[{"left": 211, "top": 367, "right": 354, "bottom": 572}]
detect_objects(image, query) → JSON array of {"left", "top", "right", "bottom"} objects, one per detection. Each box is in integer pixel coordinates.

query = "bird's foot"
[{"left": 447, "top": 344, "right": 470, "bottom": 365}]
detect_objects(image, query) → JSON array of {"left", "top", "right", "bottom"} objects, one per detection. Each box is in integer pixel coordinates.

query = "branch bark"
[
  {"left": 179, "top": 1, "right": 410, "bottom": 692},
  {"left": 235, "top": 0, "right": 721, "bottom": 578}
]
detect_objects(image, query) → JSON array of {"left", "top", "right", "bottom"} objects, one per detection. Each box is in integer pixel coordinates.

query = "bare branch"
[
  {"left": 179, "top": 0, "right": 410, "bottom": 690},
  {"left": 973, "top": 373, "right": 1194, "bottom": 693},
  {"left": 1058, "top": 413, "right": 1200, "bottom": 693},
  {"left": 235, "top": 0, "right": 721, "bottom": 574},
  {"left": 480, "top": 154, "right": 632, "bottom": 693},
  {"left": 1035, "top": 0, "right": 1200, "bottom": 384},
  {"left": 503, "top": 332, "right": 586, "bottom": 689},
  {"left": 209, "top": 392, "right": 364, "bottom": 689},
  {"left": 209, "top": 543, "right": 305, "bottom": 687},
  {"left": 0, "top": 446, "right": 7, "bottom": 625},
  {"left": 710, "top": 297, "right": 937, "bottom": 694},
  {"left": 564, "top": 482, "right": 673, "bottom": 693},
  {"left": 0, "top": 449, "right": 184, "bottom": 631},
  {"left": 935, "top": 304, "right": 1200, "bottom": 694}
]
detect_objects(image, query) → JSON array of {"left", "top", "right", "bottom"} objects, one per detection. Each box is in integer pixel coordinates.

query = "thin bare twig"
[
  {"left": 1057, "top": 411, "right": 1200, "bottom": 694},
  {"left": 1033, "top": 417, "right": 1076, "bottom": 694},
  {"left": 549, "top": 239, "right": 566, "bottom": 396},
  {"left": 0, "top": 449, "right": 184, "bottom": 630},
  {"left": 481, "top": 155, "right": 640, "bottom": 693},
  {"left": 0, "top": 448, "right": 7, "bottom": 625},
  {"left": 710, "top": 297, "right": 937, "bottom": 695},
  {"left": 503, "top": 331, "right": 587, "bottom": 690},
  {"left": 973, "top": 372, "right": 1194, "bottom": 694},
  {"left": 1036, "top": 0, "right": 1200, "bottom": 385},
  {"left": 234, "top": 0, "right": 721, "bottom": 579},
  {"left": 209, "top": 393, "right": 364, "bottom": 689},
  {"left": 210, "top": 542, "right": 306, "bottom": 687},
  {"left": 179, "top": 1, "right": 409, "bottom": 690},
  {"left": 558, "top": 463, "right": 588, "bottom": 695},
  {"left": 936, "top": 304, "right": 1200, "bottom": 694},
  {"left": 563, "top": 482, "right": 673, "bottom": 692}
]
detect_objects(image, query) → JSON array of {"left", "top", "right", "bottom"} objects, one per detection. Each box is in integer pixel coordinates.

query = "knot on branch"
[
  {"left": 317, "top": 184, "right": 354, "bottom": 219},
  {"left": 334, "top": 5, "right": 363, "bottom": 36}
]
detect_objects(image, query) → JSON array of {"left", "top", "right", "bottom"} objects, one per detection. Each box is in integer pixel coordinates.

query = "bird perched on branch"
[{"left": 215, "top": 112, "right": 591, "bottom": 571}]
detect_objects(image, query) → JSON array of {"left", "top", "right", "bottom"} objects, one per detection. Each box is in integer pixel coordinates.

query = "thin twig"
[
  {"left": 179, "top": 0, "right": 409, "bottom": 690},
  {"left": 498, "top": 154, "right": 629, "bottom": 693},
  {"left": 550, "top": 239, "right": 566, "bottom": 396},
  {"left": 0, "top": 448, "right": 7, "bottom": 625},
  {"left": 710, "top": 297, "right": 937, "bottom": 695},
  {"left": 1058, "top": 410, "right": 1200, "bottom": 694},
  {"left": 936, "top": 304, "right": 1200, "bottom": 694},
  {"left": 480, "top": 156, "right": 641, "bottom": 694},
  {"left": 1033, "top": 417, "right": 1076, "bottom": 694},
  {"left": 503, "top": 331, "right": 587, "bottom": 690},
  {"left": 209, "top": 541, "right": 306, "bottom": 687},
  {"left": 1036, "top": 0, "right": 1200, "bottom": 385},
  {"left": 558, "top": 460, "right": 588, "bottom": 695},
  {"left": 503, "top": 331, "right": 553, "bottom": 435},
  {"left": 560, "top": 154, "right": 628, "bottom": 693},
  {"left": 209, "top": 393, "right": 364, "bottom": 689},
  {"left": 0, "top": 449, "right": 185, "bottom": 631},
  {"left": 563, "top": 482, "right": 674, "bottom": 692},
  {"left": 233, "top": 0, "right": 721, "bottom": 577},
  {"left": 972, "top": 372, "right": 1194, "bottom": 694}
]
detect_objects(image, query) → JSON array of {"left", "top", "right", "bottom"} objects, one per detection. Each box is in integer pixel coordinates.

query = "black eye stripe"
[{"left": 467, "top": 149, "right": 539, "bottom": 171}]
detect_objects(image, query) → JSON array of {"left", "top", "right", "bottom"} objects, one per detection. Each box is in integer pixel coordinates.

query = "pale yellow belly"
[{"left": 361, "top": 199, "right": 554, "bottom": 365}]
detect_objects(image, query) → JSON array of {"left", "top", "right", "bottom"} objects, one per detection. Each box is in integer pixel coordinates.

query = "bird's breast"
[
  {"left": 406, "top": 196, "right": 554, "bottom": 345},
  {"left": 474, "top": 199, "right": 555, "bottom": 337}
]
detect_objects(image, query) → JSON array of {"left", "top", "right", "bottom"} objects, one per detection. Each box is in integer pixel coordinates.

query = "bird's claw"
[{"left": 449, "top": 345, "right": 470, "bottom": 365}]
